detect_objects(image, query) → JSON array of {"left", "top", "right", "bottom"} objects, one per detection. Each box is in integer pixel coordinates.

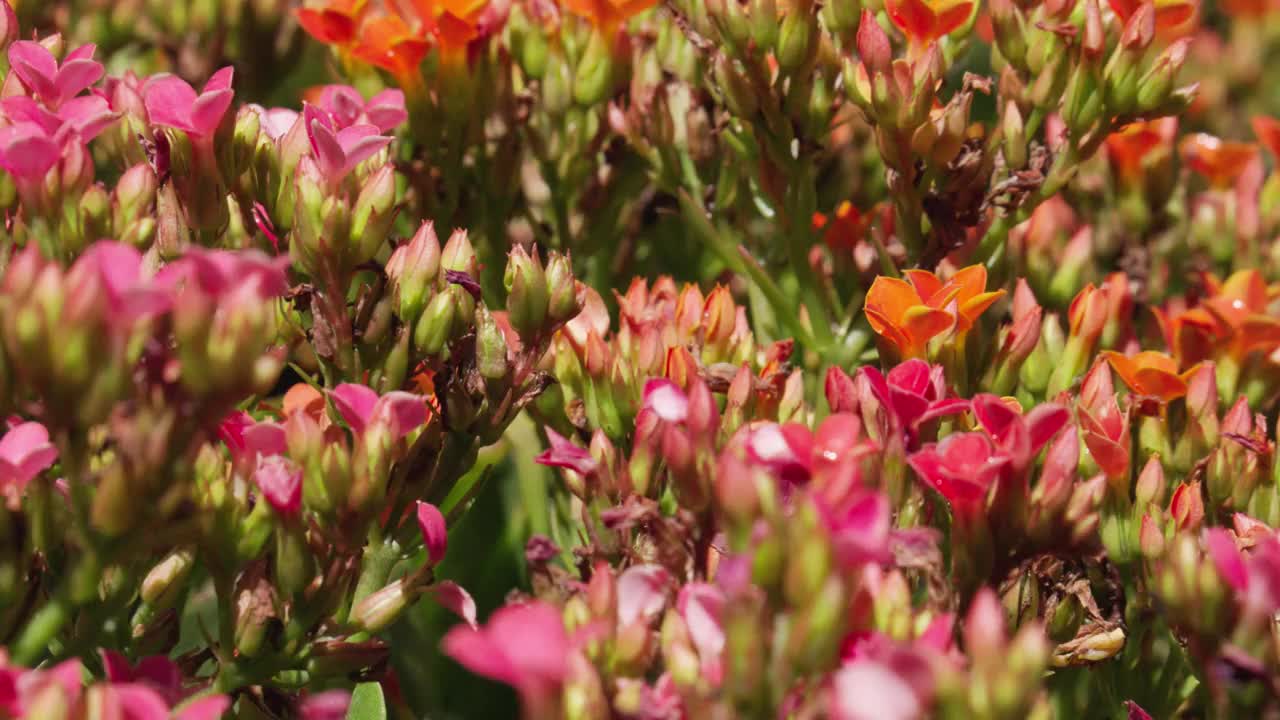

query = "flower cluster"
[{"left": 1, "top": 0, "right": 1280, "bottom": 717}]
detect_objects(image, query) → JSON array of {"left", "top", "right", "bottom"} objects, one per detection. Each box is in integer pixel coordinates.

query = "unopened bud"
[{"left": 353, "top": 579, "right": 417, "bottom": 633}]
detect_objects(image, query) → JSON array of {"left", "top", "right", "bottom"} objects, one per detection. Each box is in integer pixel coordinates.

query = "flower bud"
[
  {"left": 392, "top": 222, "right": 442, "bottom": 328},
  {"left": 353, "top": 579, "right": 418, "bottom": 633},
  {"left": 112, "top": 163, "right": 159, "bottom": 231},
  {"left": 414, "top": 290, "right": 457, "bottom": 356},
  {"left": 1136, "top": 39, "right": 1190, "bottom": 113},
  {"left": 776, "top": 7, "right": 818, "bottom": 75},
  {"left": 220, "top": 105, "right": 260, "bottom": 182},
  {"left": 573, "top": 30, "right": 616, "bottom": 107},
  {"left": 545, "top": 253, "right": 582, "bottom": 324},
  {"left": 140, "top": 548, "right": 195, "bottom": 612},
  {"left": 351, "top": 164, "right": 397, "bottom": 264},
  {"left": 505, "top": 247, "right": 550, "bottom": 340}
]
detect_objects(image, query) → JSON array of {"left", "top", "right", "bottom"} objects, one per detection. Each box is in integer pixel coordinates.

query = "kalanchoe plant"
[{"left": 3, "top": 0, "right": 1280, "bottom": 717}]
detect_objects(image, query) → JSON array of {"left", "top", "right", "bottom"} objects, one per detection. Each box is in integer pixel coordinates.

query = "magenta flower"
[
  {"left": 443, "top": 602, "right": 569, "bottom": 706},
  {"left": 0, "top": 121, "right": 60, "bottom": 181},
  {"left": 858, "top": 360, "right": 969, "bottom": 449},
  {"left": 316, "top": 85, "right": 408, "bottom": 133},
  {"left": 329, "top": 383, "right": 428, "bottom": 440},
  {"left": 142, "top": 67, "right": 234, "bottom": 139},
  {"left": 417, "top": 500, "right": 448, "bottom": 565},
  {"left": 7, "top": 41, "right": 104, "bottom": 110},
  {"left": 907, "top": 433, "right": 1009, "bottom": 520},
  {"left": 428, "top": 580, "right": 479, "bottom": 629},
  {"left": 253, "top": 455, "right": 303, "bottom": 518},
  {"left": 65, "top": 241, "right": 172, "bottom": 327},
  {"left": 830, "top": 658, "right": 926, "bottom": 720},
  {"left": 217, "top": 411, "right": 287, "bottom": 468},
  {"left": 822, "top": 491, "right": 893, "bottom": 569},
  {"left": 969, "top": 394, "right": 1070, "bottom": 470},
  {"left": 303, "top": 104, "right": 392, "bottom": 186},
  {"left": 745, "top": 422, "right": 815, "bottom": 491},
  {"left": 101, "top": 651, "right": 183, "bottom": 705},
  {"left": 1206, "top": 528, "right": 1249, "bottom": 594},
  {"left": 534, "top": 428, "right": 598, "bottom": 476},
  {"left": 161, "top": 246, "right": 291, "bottom": 302},
  {"left": 250, "top": 104, "right": 300, "bottom": 141},
  {"left": 0, "top": 421, "right": 57, "bottom": 497},
  {"left": 3, "top": 95, "right": 118, "bottom": 143}
]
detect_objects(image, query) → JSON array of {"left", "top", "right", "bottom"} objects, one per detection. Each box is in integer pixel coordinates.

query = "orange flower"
[
  {"left": 1253, "top": 115, "right": 1280, "bottom": 162},
  {"left": 1102, "top": 350, "right": 1199, "bottom": 402},
  {"left": 351, "top": 13, "right": 433, "bottom": 78},
  {"left": 400, "top": 0, "right": 498, "bottom": 55},
  {"left": 1179, "top": 133, "right": 1259, "bottom": 189},
  {"left": 1154, "top": 270, "right": 1280, "bottom": 367},
  {"left": 560, "top": 0, "right": 657, "bottom": 33},
  {"left": 297, "top": 0, "right": 370, "bottom": 45},
  {"left": 864, "top": 265, "right": 1005, "bottom": 358},
  {"left": 1221, "top": 0, "right": 1280, "bottom": 17},
  {"left": 885, "top": 0, "right": 975, "bottom": 49},
  {"left": 1108, "top": 0, "right": 1198, "bottom": 34},
  {"left": 1104, "top": 118, "right": 1177, "bottom": 182}
]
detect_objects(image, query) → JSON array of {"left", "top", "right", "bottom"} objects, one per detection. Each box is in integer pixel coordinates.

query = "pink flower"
[
  {"left": 858, "top": 360, "right": 969, "bottom": 449},
  {"left": 7, "top": 41, "right": 104, "bottom": 109},
  {"left": 428, "top": 581, "right": 479, "bottom": 629},
  {"left": 744, "top": 422, "right": 815, "bottom": 490},
  {"left": 329, "top": 383, "right": 428, "bottom": 440},
  {"left": 217, "top": 411, "right": 287, "bottom": 467},
  {"left": 66, "top": 241, "right": 172, "bottom": 327},
  {"left": 907, "top": 433, "right": 1008, "bottom": 519},
  {"left": 0, "top": 421, "right": 57, "bottom": 497},
  {"left": 677, "top": 583, "right": 726, "bottom": 685},
  {"left": 0, "top": 121, "right": 60, "bottom": 181},
  {"left": 416, "top": 500, "right": 448, "bottom": 565},
  {"left": 253, "top": 455, "right": 303, "bottom": 518},
  {"left": 250, "top": 104, "right": 300, "bottom": 141},
  {"left": 642, "top": 378, "right": 689, "bottom": 423},
  {"left": 298, "top": 690, "right": 352, "bottom": 720},
  {"left": 535, "top": 428, "right": 598, "bottom": 476},
  {"left": 316, "top": 85, "right": 408, "bottom": 133},
  {"left": 617, "top": 565, "right": 671, "bottom": 629},
  {"left": 443, "top": 602, "right": 569, "bottom": 707},
  {"left": 970, "top": 394, "right": 1070, "bottom": 470},
  {"left": 822, "top": 491, "right": 893, "bottom": 569},
  {"left": 830, "top": 657, "right": 926, "bottom": 720},
  {"left": 143, "top": 67, "right": 234, "bottom": 139},
  {"left": 101, "top": 651, "right": 183, "bottom": 705},
  {"left": 160, "top": 246, "right": 291, "bottom": 301},
  {"left": 3, "top": 95, "right": 118, "bottom": 143},
  {"left": 303, "top": 104, "right": 392, "bottom": 185}
]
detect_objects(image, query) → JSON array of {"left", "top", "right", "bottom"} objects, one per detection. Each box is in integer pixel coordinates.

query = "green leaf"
[{"left": 346, "top": 682, "right": 387, "bottom": 720}]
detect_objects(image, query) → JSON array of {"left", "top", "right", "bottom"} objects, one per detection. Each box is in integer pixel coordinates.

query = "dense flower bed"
[{"left": 0, "top": 0, "right": 1279, "bottom": 717}]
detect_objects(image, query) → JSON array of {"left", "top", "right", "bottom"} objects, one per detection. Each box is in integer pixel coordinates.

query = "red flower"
[
  {"left": 297, "top": 0, "right": 370, "bottom": 45},
  {"left": 885, "top": 0, "right": 975, "bottom": 49},
  {"left": 908, "top": 432, "right": 1009, "bottom": 519}
]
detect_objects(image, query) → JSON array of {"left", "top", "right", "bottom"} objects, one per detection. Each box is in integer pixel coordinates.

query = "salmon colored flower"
[
  {"left": 1221, "top": 0, "right": 1280, "bottom": 16},
  {"left": 1253, "top": 115, "right": 1280, "bottom": 162},
  {"left": 1102, "top": 350, "right": 1198, "bottom": 402},
  {"left": 560, "top": 0, "right": 656, "bottom": 34},
  {"left": 1078, "top": 361, "right": 1130, "bottom": 482},
  {"left": 865, "top": 265, "right": 1004, "bottom": 359},
  {"left": 351, "top": 13, "right": 433, "bottom": 79},
  {"left": 1179, "top": 133, "right": 1259, "bottom": 189},
  {"left": 1105, "top": 118, "right": 1177, "bottom": 183},
  {"left": 297, "top": 0, "right": 370, "bottom": 45},
  {"left": 885, "top": 0, "right": 974, "bottom": 49}
]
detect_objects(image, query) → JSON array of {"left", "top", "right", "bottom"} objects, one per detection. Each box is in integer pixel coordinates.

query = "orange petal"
[
  {"left": 886, "top": 0, "right": 939, "bottom": 44},
  {"left": 934, "top": 0, "right": 975, "bottom": 37},
  {"left": 284, "top": 383, "right": 325, "bottom": 419},
  {"left": 865, "top": 276, "right": 924, "bottom": 326},
  {"left": 1254, "top": 116, "right": 1280, "bottom": 161},
  {"left": 1239, "top": 316, "right": 1280, "bottom": 355},
  {"left": 958, "top": 289, "right": 1006, "bottom": 326},
  {"left": 297, "top": 8, "right": 358, "bottom": 44},
  {"left": 902, "top": 269, "right": 943, "bottom": 305},
  {"left": 1219, "top": 269, "right": 1269, "bottom": 313},
  {"left": 901, "top": 305, "right": 955, "bottom": 350},
  {"left": 866, "top": 306, "right": 913, "bottom": 357}
]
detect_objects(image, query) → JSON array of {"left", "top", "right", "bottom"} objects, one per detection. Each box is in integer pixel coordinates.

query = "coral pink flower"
[
  {"left": 970, "top": 394, "right": 1070, "bottom": 470},
  {"left": 254, "top": 455, "right": 303, "bottom": 518},
  {"left": 858, "top": 359, "right": 969, "bottom": 448},
  {"left": 908, "top": 433, "right": 1008, "bottom": 520},
  {"left": 217, "top": 411, "right": 287, "bottom": 467},
  {"left": 143, "top": 67, "right": 235, "bottom": 139},
  {"left": 315, "top": 84, "right": 407, "bottom": 133},
  {"left": 329, "top": 383, "right": 428, "bottom": 440},
  {"left": 0, "top": 421, "right": 57, "bottom": 498},
  {"left": 7, "top": 41, "right": 104, "bottom": 109},
  {"left": 443, "top": 602, "right": 570, "bottom": 709},
  {"left": 303, "top": 104, "right": 392, "bottom": 186}
]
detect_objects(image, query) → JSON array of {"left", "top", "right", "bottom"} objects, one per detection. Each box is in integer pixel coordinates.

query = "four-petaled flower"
[
  {"left": 142, "top": 67, "right": 235, "bottom": 140},
  {"left": 865, "top": 265, "right": 1005, "bottom": 359},
  {"left": 885, "top": 0, "right": 975, "bottom": 50},
  {"left": 1179, "top": 133, "right": 1259, "bottom": 189},
  {"left": 7, "top": 40, "right": 104, "bottom": 109},
  {"left": 1102, "top": 350, "right": 1199, "bottom": 403}
]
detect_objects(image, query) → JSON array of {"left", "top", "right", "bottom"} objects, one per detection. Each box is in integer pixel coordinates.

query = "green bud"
[
  {"left": 140, "top": 548, "right": 195, "bottom": 611},
  {"left": 574, "top": 29, "right": 616, "bottom": 107},
  {"left": 221, "top": 105, "right": 260, "bottom": 182},
  {"left": 273, "top": 526, "right": 314, "bottom": 599},
  {"left": 352, "top": 579, "right": 417, "bottom": 633},
  {"left": 475, "top": 307, "right": 509, "bottom": 379},
  {"left": 776, "top": 9, "right": 817, "bottom": 75},
  {"left": 415, "top": 290, "right": 457, "bottom": 356},
  {"left": 545, "top": 252, "right": 581, "bottom": 324},
  {"left": 749, "top": 0, "right": 778, "bottom": 52},
  {"left": 351, "top": 164, "right": 398, "bottom": 264},
  {"left": 112, "top": 163, "right": 158, "bottom": 229},
  {"left": 505, "top": 247, "right": 549, "bottom": 340}
]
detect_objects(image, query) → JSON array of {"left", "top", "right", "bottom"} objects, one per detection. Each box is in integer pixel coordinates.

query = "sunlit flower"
[
  {"left": 1179, "top": 133, "right": 1259, "bottom": 189},
  {"left": 296, "top": 0, "right": 370, "bottom": 46},
  {"left": 1102, "top": 350, "right": 1198, "bottom": 402},
  {"left": 885, "top": 0, "right": 974, "bottom": 50},
  {"left": 864, "top": 265, "right": 1004, "bottom": 359},
  {"left": 1104, "top": 118, "right": 1177, "bottom": 183},
  {"left": 560, "top": 0, "right": 656, "bottom": 34}
]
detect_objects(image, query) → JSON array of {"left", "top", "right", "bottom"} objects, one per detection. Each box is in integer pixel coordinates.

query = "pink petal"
[
  {"left": 1125, "top": 701, "right": 1154, "bottom": 720},
  {"left": 78, "top": 240, "right": 144, "bottom": 301},
  {"left": 202, "top": 66, "right": 234, "bottom": 94},
  {"left": 416, "top": 500, "right": 448, "bottom": 565},
  {"left": 1024, "top": 403, "right": 1071, "bottom": 453},
  {"left": 132, "top": 656, "right": 182, "bottom": 702},
  {"left": 188, "top": 87, "right": 233, "bottom": 137},
  {"left": 7, "top": 41, "right": 58, "bottom": 102},
  {"left": 174, "top": 695, "right": 232, "bottom": 720},
  {"left": 307, "top": 113, "right": 346, "bottom": 181},
  {"left": 830, "top": 660, "right": 922, "bottom": 720},
  {"left": 318, "top": 85, "right": 364, "bottom": 128},
  {"left": 534, "top": 428, "right": 598, "bottom": 476},
  {"left": 52, "top": 57, "right": 104, "bottom": 106},
  {"left": 486, "top": 603, "right": 570, "bottom": 685},
  {"left": 65, "top": 44, "right": 98, "bottom": 63},
  {"left": 442, "top": 626, "right": 516, "bottom": 685},
  {"left": 58, "top": 94, "right": 118, "bottom": 141},
  {"left": 242, "top": 422, "right": 287, "bottom": 460},
  {"left": 428, "top": 580, "right": 477, "bottom": 628},
  {"left": 0, "top": 421, "right": 51, "bottom": 465},
  {"left": 297, "top": 690, "right": 351, "bottom": 720},
  {"left": 643, "top": 378, "right": 689, "bottom": 423},
  {"left": 109, "top": 683, "right": 169, "bottom": 720},
  {"left": 100, "top": 649, "right": 134, "bottom": 683},
  {"left": 886, "top": 359, "right": 932, "bottom": 396},
  {"left": 142, "top": 75, "right": 198, "bottom": 133},
  {"left": 365, "top": 89, "right": 408, "bottom": 133},
  {"left": 253, "top": 455, "right": 302, "bottom": 517},
  {"left": 616, "top": 564, "right": 670, "bottom": 628},
  {"left": 2, "top": 97, "right": 61, "bottom": 134},
  {"left": 257, "top": 106, "right": 299, "bottom": 140},
  {"left": 330, "top": 383, "right": 379, "bottom": 434},
  {"left": 915, "top": 398, "right": 969, "bottom": 426},
  {"left": 0, "top": 122, "right": 60, "bottom": 180},
  {"left": 335, "top": 129, "right": 391, "bottom": 178},
  {"left": 1206, "top": 527, "right": 1248, "bottom": 592},
  {"left": 374, "top": 391, "right": 428, "bottom": 440},
  {"left": 677, "top": 583, "right": 725, "bottom": 666}
]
